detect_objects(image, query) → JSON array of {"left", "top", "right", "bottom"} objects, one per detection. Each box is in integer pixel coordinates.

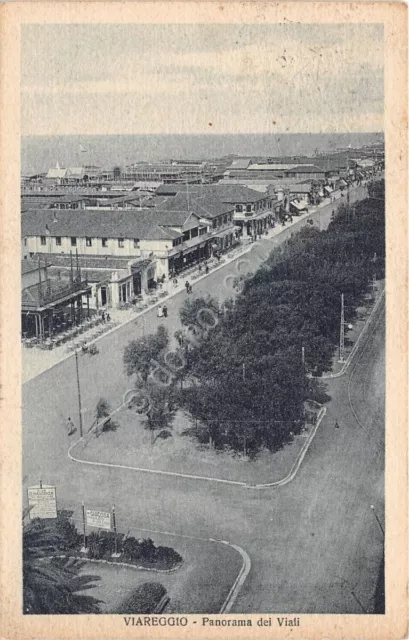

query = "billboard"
[
  {"left": 86, "top": 509, "right": 111, "bottom": 530},
  {"left": 27, "top": 485, "right": 57, "bottom": 520}
]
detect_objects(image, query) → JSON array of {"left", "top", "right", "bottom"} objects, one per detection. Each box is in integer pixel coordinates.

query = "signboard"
[
  {"left": 86, "top": 509, "right": 111, "bottom": 530},
  {"left": 27, "top": 485, "right": 57, "bottom": 520}
]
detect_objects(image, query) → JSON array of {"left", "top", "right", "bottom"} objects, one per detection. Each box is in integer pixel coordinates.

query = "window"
[
  {"left": 223, "top": 214, "right": 228, "bottom": 225},
  {"left": 55, "top": 237, "right": 62, "bottom": 246},
  {"left": 40, "top": 236, "right": 46, "bottom": 245},
  {"left": 246, "top": 204, "right": 252, "bottom": 213},
  {"left": 86, "top": 237, "right": 92, "bottom": 247},
  {"left": 183, "top": 231, "right": 190, "bottom": 242},
  {"left": 133, "top": 238, "right": 140, "bottom": 248},
  {"left": 118, "top": 238, "right": 124, "bottom": 248},
  {"left": 235, "top": 204, "right": 243, "bottom": 213},
  {"left": 24, "top": 238, "right": 27, "bottom": 246},
  {"left": 71, "top": 237, "right": 77, "bottom": 247},
  {"left": 199, "top": 226, "right": 207, "bottom": 236},
  {"left": 212, "top": 219, "right": 217, "bottom": 229},
  {"left": 190, "top": 227, "right": 198, "bottom": 238},
  {"left": 229, "top": 213, "right": 233, "bottom": 221},
  {"left": 102, "top": 238, "right": 108, "bottom": 248},
  {"left": 217, "top": 217, "right": 222, "bottom": 227}
]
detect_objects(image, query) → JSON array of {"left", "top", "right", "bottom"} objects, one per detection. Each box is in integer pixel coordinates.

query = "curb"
[
  {"left": 48, "top": 554, "right": 182, "bottom": 574},
  {"left": 218, "top": 541, "right": 252, "bottom": 613},
  {"left": 115, "top": 524, "right": 251, "bottom": 615},
  {"left": 68, "top": 404, "right": 326, "bottom": 491}
]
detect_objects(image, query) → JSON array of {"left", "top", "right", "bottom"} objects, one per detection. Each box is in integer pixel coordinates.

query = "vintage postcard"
[{"left": 0, "top": 2, "right": 407, "bottom": 639}]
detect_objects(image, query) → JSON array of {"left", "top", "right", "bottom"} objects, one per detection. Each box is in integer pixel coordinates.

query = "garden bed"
[{"left": 46, "top": 512, "right": 183, "bottom": 572}]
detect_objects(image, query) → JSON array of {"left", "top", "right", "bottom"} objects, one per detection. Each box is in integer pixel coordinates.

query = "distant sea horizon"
[{"left": 21, "top": 132, "right": 384, "bottom": 175}]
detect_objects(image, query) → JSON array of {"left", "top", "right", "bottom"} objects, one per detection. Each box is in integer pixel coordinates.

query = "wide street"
[{"left": 22, "top": 183, "right": 385, "bottom": 613}]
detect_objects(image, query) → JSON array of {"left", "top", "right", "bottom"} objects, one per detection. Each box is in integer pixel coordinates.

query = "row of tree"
[{"left": 122, "top": 182, "right": 385, "bottom": 456}]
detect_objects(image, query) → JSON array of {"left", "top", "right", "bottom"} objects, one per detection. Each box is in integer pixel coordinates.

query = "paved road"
[{"left": 23, "top": 184, "right": 384, "bottom": 613}]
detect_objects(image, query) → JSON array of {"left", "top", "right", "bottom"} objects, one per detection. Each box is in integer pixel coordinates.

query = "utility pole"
[
  {"left": 75, "top": 350, "right": 84, "bottom": 437},
  {"left": 242, "top": 363, "right": 247, "bottom": 457},
  {"left": 339, "top": 293, "right": 345, "bottom": 363}
]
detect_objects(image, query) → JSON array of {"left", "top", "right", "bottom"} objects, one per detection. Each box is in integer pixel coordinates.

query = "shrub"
[
  {"left": 55, "top": 516, "right": 81, "bottom": 550},
  {"left": 87, "top": 531, "right": 122, "bottom": 559},
  {"left": 115, "top": 582, "right": 167, "bottom": 614},
  {"left": 122, "top": 536, "right": 143, "bottom": 562},
  {"left": 154, "top": 546, "right": 182, "bottom": 567}
]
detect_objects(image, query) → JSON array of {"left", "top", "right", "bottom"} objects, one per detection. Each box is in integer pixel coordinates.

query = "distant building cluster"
[{"left": 21, "top": 144, "right": 384, "bottom": 341}]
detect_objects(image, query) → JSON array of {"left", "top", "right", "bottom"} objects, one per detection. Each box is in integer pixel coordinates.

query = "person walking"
[
  {"left": 185, "top": 281, "right": 190, "bottom": 294},
  {"left": 101, "top": 311, "right": 105, "bottom": 322},
  {"left": 205, "top": 264, "right": 209, "bottom": 275},
  {"left": 335, "top": 420, "right": 340, "bottom": 429},
  {"left": 106, "top": 313, "right": 111, "bottom": 322},
  {"left": 66, "top": 417, "right": 75, "bottom": 436},
  {"left": 163, "top": 305, "right": 168, "bottom": 318}
]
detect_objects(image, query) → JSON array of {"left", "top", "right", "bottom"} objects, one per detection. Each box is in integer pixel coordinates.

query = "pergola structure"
[{"left": 22, "top": 278, "right": 92, "bottom": 340}]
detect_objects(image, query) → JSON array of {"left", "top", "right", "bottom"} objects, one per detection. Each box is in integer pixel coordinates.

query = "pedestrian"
[
  {"left": 163, "top": 305, "right": 168, "bottom": 318},
  {"left": 335, "top": 420, "right": 340, "bottom": 429},
  {"left": 198, "top": 263, "right": 202, "bottom": 273},
  {"left": 173, "top": 277, "right": 178, "bottom": 288},
  {"left": 205, "top": 265, "right": 209, "bottom": 275},
  {"left": 101, "top": 311, "right": 105, "bottom": 322},
  {"left": 66, "top": 417, "right": 75, "bottom": 436},
  {"left": 106, "top": 313, "right": 111, "bottom": 322},
  {"left": 157, "top": 305, "right": 163, "bottom": 318},
  {"left": 185, "top": 281, "right": 190, "bottom": 293}
]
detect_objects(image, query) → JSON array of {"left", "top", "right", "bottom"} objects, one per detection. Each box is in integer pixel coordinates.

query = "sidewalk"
[{"left": 21, "top": 187, "right": 359, "bottom": 384}]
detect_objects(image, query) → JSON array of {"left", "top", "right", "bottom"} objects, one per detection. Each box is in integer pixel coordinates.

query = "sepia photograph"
[{"left": 0, "top": 3, "right": 407, "bottom": 639}]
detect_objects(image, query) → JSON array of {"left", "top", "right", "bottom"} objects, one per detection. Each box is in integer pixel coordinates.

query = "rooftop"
[
  {"left": 21, "top": 257, "right": 50, "bottom": 274},
  {"left": 21, "top": 209, "right": 184, "bottom": 241}
]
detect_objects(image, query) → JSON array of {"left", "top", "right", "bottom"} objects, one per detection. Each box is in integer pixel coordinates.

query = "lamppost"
[
  {"left": 74, "top": 350, "right": 84, "bottom": 438},
  {"left": 338, "top": 294, "right": 354, "bottom": 363}
]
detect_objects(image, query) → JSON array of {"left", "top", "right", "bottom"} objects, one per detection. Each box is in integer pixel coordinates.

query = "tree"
[
  {"left": 123, "top": 326, "right": 169, "bottom": 382},
  {"left": 179, "top": 295, "right": 220, "bottom": 337},
  {"left": 174, "top": 189, "right": 385, "bottom": 456},
  {"left": 143, "top": 382, "right": 176, "bottom": 445},
  {"left": 23, "top": 518, "right": 101, "bottom": 614}
]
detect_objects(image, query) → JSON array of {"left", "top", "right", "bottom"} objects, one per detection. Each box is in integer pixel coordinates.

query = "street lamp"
[
  {"left": 338, "top": 294, "right": 354, "bottom": 363},
  {"left": 74, "top": 350, "right": 84, "bottom": 438}
]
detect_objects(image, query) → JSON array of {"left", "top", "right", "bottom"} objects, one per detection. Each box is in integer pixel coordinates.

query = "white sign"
[
  {"left": 86, "top": 509, "right": 111, "bottom": 530},
  {"left": 27, "top": 485, "right": 57, "bottom": 520}
]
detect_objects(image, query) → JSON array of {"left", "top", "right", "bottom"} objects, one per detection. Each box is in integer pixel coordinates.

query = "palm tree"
[{"left": 23, "top": 515, "right": 102, "bottom": 614}]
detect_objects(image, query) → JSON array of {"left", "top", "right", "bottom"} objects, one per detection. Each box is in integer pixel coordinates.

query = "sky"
[{"left": 21, "top": 23, "right": 384, "bottom": 137}]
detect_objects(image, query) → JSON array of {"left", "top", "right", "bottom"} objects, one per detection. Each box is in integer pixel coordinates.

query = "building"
[
  {"left": 159, "top": 183, "right": 277, "bottom": 242},
  {"left": 21, "top": 207, "right": 214, "bottom": 283},
  {"left": 44, "top": 164, "right": 103, "bottom": 187},
  {"left": 159, "top": 187, "right": 237, "bottom": 253},
  {"left": 21, "top": 257, "right": 92, "bottom": 341}
]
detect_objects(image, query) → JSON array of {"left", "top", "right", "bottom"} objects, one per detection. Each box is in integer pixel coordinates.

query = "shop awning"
[
  {"left": 324, "top": 186, "right": 333, "bottom": 194},
  {"left": 182, "top": 246, "right": 200, "bottom": 257},
  {"left": 256, "top": 211, "right": 272, "bottom": 220},
  {"left": 339, "top": 179, "right": 347, "bottom": 187},
  {"left": 290, "top": 199, "right": 308, "bottom": 211}
]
